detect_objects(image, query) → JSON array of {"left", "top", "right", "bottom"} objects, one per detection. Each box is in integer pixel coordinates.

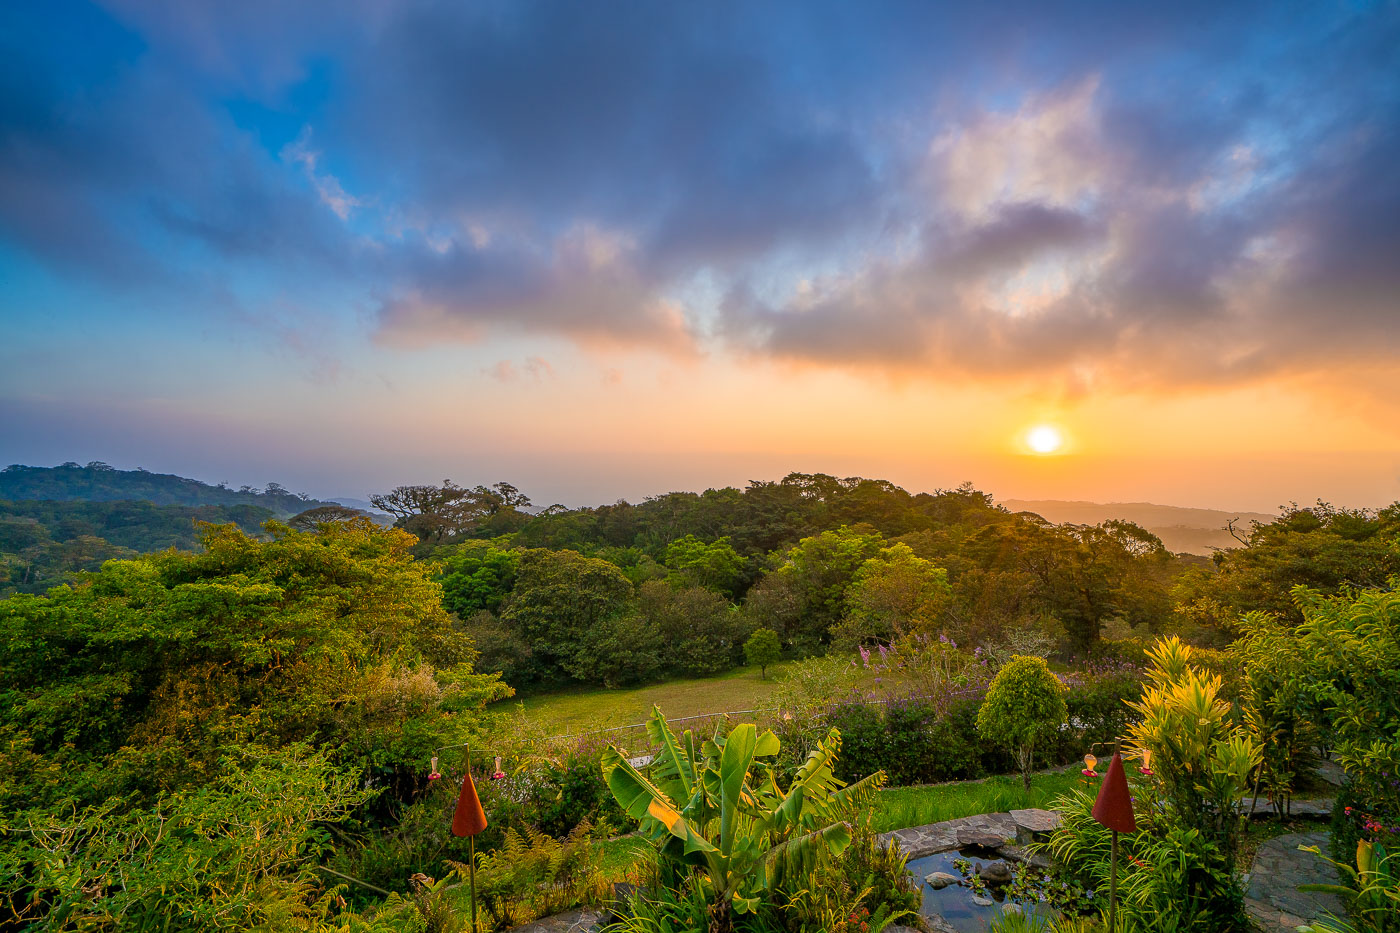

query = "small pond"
[{"left": 907, "top": 846, "right": 1083, "bottom": 932}]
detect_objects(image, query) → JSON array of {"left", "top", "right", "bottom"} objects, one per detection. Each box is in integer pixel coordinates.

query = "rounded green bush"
[{"left": 977, "top": 656, "right": 1068, "bottom": 789}]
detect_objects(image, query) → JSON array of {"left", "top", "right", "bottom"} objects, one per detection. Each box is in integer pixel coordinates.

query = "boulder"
[
  {"left": 925, "top": 871, "right": 959, "bottom": 889},
  {"left": 971, "top": 895, "right": 995, "bottom": 907},
  {"left": 1010, "top": 808, "right": 1062, "bottom": 844},
  {"left": 978, "top": 860, "right": 1013, "bottom": 885}
]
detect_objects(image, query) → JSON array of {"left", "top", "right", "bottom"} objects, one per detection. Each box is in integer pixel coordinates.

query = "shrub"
[
  {"left": 1128, "top": 637, "right": 1259, "bottom": 866},
  {"left": 455, "top": 822, "right": 607, "bottom": 931},
  {"left": 776, "top": 817, "right": 920, "bottom": 932},
  {"left": 1041, "top": 636, "right": 1260, "bottom": 932},
  {"left": 0, "top": 744, "right": 372, "bottom": 931},
  {"left": 1295, "top": 585, "right": 1400, "bottom": 853},
  {"left": 977, "top": 656, "right": 1068, "bottom": 790}
]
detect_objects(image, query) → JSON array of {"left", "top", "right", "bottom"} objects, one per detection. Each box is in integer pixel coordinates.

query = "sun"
[{"left": 1026, "top": 424, "right": 1064, "bottom": 454}]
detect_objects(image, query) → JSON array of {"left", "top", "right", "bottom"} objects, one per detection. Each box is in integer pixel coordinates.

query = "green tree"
[
  {"left": 371, "top": 479, "right": 533, "bottom": 548},
  {"left": 664, "top": 534, "right": 746, "bottom": 598},
  {"left": 834, "top": 543, "right": 950, "bottom": 647},
  {"left": 498, "top": 548, "right": 635, "bottom": 685},
  {"left": 0, "top": 518, "right": 510, "bottom": 813},
  {"left": 439, "top": 540, "right": 520, "bottom": 617},
  {"left": 976, "top": 655, "right": 1068, "bottom": 789},
  {"left": 1175, "top": 502, "right": 1400, "bottom": 633},
  {"left": 744, "top": 628, "right": 782, "bottom": 679},
  {"left": 748, "top": 525, "right": 884, "bottom": 654},
  {"left": 638, "top": 580, "right": 746, "bottom": 677}
]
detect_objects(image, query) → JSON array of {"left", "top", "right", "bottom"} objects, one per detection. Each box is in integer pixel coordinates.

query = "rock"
[
  {"left": 957, "top": 828, "right": 1007, "bottom": 848},
  {"left": 1010, "top": 808, "right": 1062, "bottom": 843},
  {"left": 1315, "top": 760, "right": 1348, "bottom": 787},
  {"left": 1002, "top": 903, "right": 1023, "bottom": 916},
  {"left": 925, "top": 871, "right": 959, "bottom": 889},
  {"left": 971, "top": 895, "right": 995, "bottom": 907},
  {"left": 978, "top": 860, "right": 1013, "bottom": 885}
]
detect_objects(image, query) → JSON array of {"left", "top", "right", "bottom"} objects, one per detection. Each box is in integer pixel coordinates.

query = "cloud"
[
  {"left": 0, "top": 0, "right": 1396, "bottom": 401},
  {"left": 281, "top": 128, "right": 361, "bottom": 220},
  {"left": 373, "top": 223, "right": 696, "bottom": 352},
  {"left": 719, "top": 54, "right": 1400, "bottom": 395}
]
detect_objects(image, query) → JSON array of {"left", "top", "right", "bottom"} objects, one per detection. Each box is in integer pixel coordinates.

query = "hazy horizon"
[
  {"left": 3, "top": 2, "right": 1397, "bottom": 511},
  {"left": 0, "top": 452, "right": 1386, "bottom": 518}
]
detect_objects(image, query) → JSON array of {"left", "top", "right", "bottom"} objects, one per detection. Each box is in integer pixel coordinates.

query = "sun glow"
[{"left": 1026, "top": 424, "right": 1064, "bottom": 454}]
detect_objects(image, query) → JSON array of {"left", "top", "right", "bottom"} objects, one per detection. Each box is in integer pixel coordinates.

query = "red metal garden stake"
[
  {"left": 1091, "top": 746, "right": 1137, "bottom": 932},
  {"left": 451, "top": 749, "right": 489, "bottom": 933}
]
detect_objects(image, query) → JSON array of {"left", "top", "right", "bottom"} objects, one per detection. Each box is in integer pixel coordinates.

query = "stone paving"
[
  {"left": 1243, "top": 831, "right": 1345, "bottom": 933},
  {"left": 880, "top": 811, "right": 1017, "bottom": 858},
  {"left": 1241, "top": 797, "right": 1335, "bottom": 819},
  {"left": 502, "top": 908, "right": 603, "bottom": 933}
]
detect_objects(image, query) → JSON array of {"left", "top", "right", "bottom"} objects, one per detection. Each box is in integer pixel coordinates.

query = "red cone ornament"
[
  {"left": 1091, "top": 751, "right": 1137, "bottom": 833},
  {"left": 452, "top": 768, "right": 488, "bottom": 837}
]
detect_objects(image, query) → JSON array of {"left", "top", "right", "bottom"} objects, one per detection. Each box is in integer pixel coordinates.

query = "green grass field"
[
  {"left": 501, "top": 662, "right": 804, "bottom": 737},
  {"left": 866, "top": 768, "right": 1085, "bottom": 834}
]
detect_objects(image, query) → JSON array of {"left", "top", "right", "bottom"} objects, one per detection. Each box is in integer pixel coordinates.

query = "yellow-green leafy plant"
[
  {"left": 601, "top": 706, "right": 883, "bottom": 933},
  {"left": 1127, "top": 636, "right": 1259, "bottom": 855},
  {"left": 1047, "top": 635, "right": 1258, "bottom": 931}
]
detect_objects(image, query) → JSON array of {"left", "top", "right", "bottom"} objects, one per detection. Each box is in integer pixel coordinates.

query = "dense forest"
[
  {"left": 2, "top": 463, "right": 1397, "bottom": 931},
  {"left": 370, "top": 473, "right": 1398, "bottom": 691}
]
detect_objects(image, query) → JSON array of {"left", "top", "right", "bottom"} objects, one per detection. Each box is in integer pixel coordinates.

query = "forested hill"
[{"left": 0, "top": 461, "right": 333, "bottom": 514}]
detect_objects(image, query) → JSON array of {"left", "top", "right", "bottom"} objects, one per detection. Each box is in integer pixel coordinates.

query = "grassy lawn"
[
  {"left": 597, "top": 835, "right": 654, "bottom": 882},
  {"left": 502, "top": 662, "right": 803, "bottom": 737},
  {"left": 866, "top": 767, "right": 1085, "bottom": 834}
]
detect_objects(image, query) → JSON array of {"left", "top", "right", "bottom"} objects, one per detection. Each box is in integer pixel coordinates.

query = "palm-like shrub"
[
  {"left": 601, "top": 706, "right": 883, "bottom": 932},
  {"left": 1127, "top": 636, "right": 1259, "bottom": 856},
  {"left": 1040, "top": 636, "right": 1260, "bottom": 932}
]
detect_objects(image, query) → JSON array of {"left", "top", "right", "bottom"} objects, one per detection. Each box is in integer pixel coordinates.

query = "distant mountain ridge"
[
  {"left": 1001, "top": 498, "right": 1278, "bottom": 555},
  {"left": 0, "top": 462, "right": 335, "bottom": 516}
]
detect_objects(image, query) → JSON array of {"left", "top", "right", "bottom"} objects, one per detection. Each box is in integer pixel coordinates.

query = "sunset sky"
[{"left": 2, "top": 1, "right": 1398, "bottom": 511}]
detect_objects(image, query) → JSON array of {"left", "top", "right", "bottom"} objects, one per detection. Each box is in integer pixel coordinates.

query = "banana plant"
[{"left": 600, "top": 706, "right": 883, "bottom": 931}]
